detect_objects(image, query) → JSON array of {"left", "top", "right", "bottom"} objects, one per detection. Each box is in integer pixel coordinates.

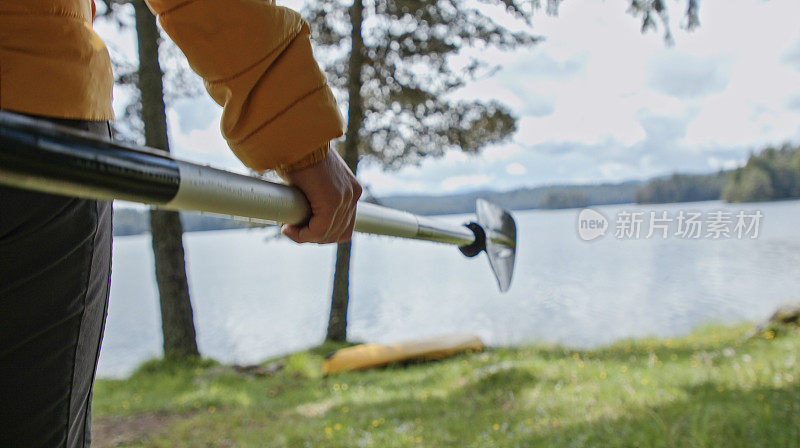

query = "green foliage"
[
  {"left": 306, "top": 0, "right": 541, "bottom": 169},
  {"left": 93, "top": 324, "right": 800, "bottom": 447},
  {"left": 635, "top": 172, "right": 729, "bottom": 204},
  {"left": 722, "top": 143, "right": 800, "bottom": 203}
]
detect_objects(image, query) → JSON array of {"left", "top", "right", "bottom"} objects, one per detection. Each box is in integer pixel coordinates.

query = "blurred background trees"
[
  {"left": 722, "top": 144, "right": 800, "bottom": 203},
  {"left": 305, "top": 0, "right": 543, "bottom": 341},
  {"left": 101, "top": 0, "right": 201, "bottom": 358},
  {"left": 539, "top": 191, "right": 589, "bottom": 209},
  {"left": 635, "top": 172, "right": 728, "bottom": 204}
]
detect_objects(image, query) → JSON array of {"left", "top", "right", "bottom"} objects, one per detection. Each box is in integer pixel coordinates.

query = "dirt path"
[{"left": 91, "top": 413, "right": 183, "bottom": 447}]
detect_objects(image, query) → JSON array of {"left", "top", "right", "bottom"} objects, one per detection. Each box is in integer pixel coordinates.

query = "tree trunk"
[
  {"left": 134, "top": 0, "right": 199, "bottom": 358},
  {"left": 326, "top": 0, "right": 365, "bottom": 342}
]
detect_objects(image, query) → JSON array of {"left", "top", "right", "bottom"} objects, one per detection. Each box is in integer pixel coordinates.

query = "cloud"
[
  {"left": 597, "top": 162, "right": 628, "bottom": 179},
  {"left": 685, "top": 94, "right": 800, "bottom": 148},
  {"left": 635, "top": 110, "right": 692, "bottom": 143},
  {"left": 787, "top": 95, "right": 800, "bottom": 112},
  {"left": 506, "top": 163, "right": 527, "bottom": 175},
  {"left": 505, "top": 51, "right": 587, "bottom": 80},
  {"left": 648, "top": 53, "right": 730, "bottom": 99},
  {"left": 357, "top": 169, "right": 427, "bottom": 194},
  {"left": 516, "top": 104, "right": 646, "bottom": 147},
  {"left": 363, "top": 133, "right": 755, "bottom": 197},
  {"left": 781, "top": 35, "right": 800, "bottom": 72},
  {"left": 441, "top": 174, "right": 492, "bottom": 192},
  {"left": 519, "top": 96, "right": 556, "bottom": 118},
  {"left": 482, "top": 144, "right": 522, "bottom": 162},
  {"left": 171, "top": 98, "right": 218, "bottom": 133},
  {"left": 166, "top": 110, "right": 247, "bottom": 172}
]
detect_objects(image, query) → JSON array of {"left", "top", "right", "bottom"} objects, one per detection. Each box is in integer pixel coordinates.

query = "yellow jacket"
[{"left": 0, "top": 0, "right": 343, "bottom": 171}]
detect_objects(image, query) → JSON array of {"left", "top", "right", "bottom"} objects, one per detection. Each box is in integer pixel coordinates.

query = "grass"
[{"left": 92, "top": 324, "right": 800, "bottom": 447}]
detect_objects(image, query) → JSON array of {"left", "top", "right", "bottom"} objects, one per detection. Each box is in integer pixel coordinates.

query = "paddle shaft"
[{"left": 0, "top": 111, "right": 481, "bottom": 247}]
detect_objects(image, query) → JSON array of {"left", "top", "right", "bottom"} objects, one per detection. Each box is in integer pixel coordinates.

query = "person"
[{"left": 0, "top": 0, "right": 361, "bottom": 446}]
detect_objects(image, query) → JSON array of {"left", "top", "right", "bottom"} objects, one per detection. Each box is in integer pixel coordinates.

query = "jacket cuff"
[{"left": 275, "top": 143, "right": 330, "bottom": 176}]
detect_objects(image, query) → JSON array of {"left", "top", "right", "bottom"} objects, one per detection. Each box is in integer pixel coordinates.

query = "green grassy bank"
[{"left": 92, "top": 324, "right": 800, "bottom": 447}]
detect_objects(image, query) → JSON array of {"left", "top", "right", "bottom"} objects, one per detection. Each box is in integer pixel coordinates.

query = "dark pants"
[{"left": 0, "top": 118, "right": 113, "bottom": 447}]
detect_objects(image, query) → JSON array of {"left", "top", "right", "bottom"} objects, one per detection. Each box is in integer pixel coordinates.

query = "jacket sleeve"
[{"left": 144, "top": 0, "right": 344, "bottom": 172}]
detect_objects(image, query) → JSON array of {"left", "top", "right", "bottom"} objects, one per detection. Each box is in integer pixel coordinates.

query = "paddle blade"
[{"left": 476, "top": 199, "right": 517, "bottom": 292}]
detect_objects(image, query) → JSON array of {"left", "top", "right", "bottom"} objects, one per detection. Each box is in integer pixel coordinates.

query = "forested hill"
[
  {"left": 634, "top": 143, "right": 800, "bottom": 204},
  {"left": 722, "top": 144, "right": 800, "bottom": 202},
  {"left": 635, "top": 172, "right": 729, "bottom": 204},
  {"left": 379, "top": 181, "right": 642, "bottom": 215}
]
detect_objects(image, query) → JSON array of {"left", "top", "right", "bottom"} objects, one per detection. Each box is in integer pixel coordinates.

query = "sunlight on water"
[{"left": 97, "top": 200, "right": 800, "bottom": 378}]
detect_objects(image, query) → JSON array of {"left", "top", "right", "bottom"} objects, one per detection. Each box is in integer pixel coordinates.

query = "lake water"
[{"left": 97, "top": 200, "right": 800, "bottom": 378}]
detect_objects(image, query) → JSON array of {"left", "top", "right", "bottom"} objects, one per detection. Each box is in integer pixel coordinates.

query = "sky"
[{"left": 96, "top": 0, "right": 800, "bottom": 197}]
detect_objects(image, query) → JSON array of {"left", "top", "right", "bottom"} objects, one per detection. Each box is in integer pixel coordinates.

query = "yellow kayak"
[{"left": 323, "top": 334, "right": 484, "bottom": 375}]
